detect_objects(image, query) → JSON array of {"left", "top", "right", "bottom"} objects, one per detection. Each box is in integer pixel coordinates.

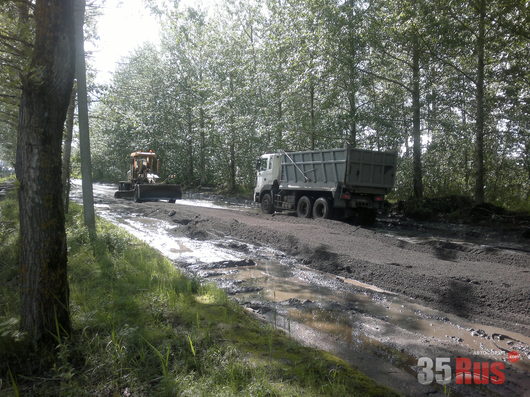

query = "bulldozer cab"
[{"left": 130, "top": 151, "right": 160, "bottom": 183}]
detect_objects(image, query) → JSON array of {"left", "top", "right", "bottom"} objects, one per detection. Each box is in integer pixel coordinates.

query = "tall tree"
[
  {"left": 75, "top": 0, "right": 96, "bottom": 234},
  {"left": 16, "top": 0, "right": 75, "bottom": 345},
  {"left": 472, "top": 0, "right": 486, "bottom": 204},
  {"left": 364, "top": 0, "right": 428, "bottom": 198}
]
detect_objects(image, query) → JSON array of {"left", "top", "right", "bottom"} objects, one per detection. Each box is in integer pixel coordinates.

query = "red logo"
[
  {"left": 417, "top": 354, "right": 523, "bottom": 386},
  {"left": 507, "top": 351, "right": 520, "bottom": 363},
  {"left": 455, "top": 358, "right": 506, "bottom": 385}
]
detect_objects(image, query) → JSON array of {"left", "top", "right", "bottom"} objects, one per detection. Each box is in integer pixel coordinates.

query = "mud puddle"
[{"left": 72, "top": 182, "right": 530, "bottom": 396}]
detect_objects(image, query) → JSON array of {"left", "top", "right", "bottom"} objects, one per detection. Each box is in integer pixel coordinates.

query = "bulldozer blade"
[
  {"left": 114, "top": 190, "right": 134, "bottom": 199},
  {"left": 136, "top": 184, "right": 182, "bottom": 202}
]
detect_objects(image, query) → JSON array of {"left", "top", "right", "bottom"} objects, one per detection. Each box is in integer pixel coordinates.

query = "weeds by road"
[{"left": 0, "top": 193, "right": 396, "bottom": 396}]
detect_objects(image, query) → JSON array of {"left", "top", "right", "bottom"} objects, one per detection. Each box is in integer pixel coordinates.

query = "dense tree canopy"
[
  {"left": 89, "top": 0, "right": 528, "bottom": 209},
  {"left": 2, "top": 0, "right": 528, "bottom": 209}
]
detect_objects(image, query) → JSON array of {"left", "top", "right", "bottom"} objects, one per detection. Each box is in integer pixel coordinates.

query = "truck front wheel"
[
  {"left": 261, "top": 193, "right": 274, "bottom": 214},
  {"left": 313, "top": 197, "right": 331, "bottom": 219},
  {"left": 296, "top": 196, "right": 313, "bottom": 218}
]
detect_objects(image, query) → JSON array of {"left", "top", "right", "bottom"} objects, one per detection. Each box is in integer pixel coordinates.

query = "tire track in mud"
[{"left": 161, "top": 207, "right": 530, "bottom": 337}]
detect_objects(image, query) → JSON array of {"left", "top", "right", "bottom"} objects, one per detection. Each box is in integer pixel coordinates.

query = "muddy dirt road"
[{"left": 74, "top": 182, "right": 530, "bottom": 396}]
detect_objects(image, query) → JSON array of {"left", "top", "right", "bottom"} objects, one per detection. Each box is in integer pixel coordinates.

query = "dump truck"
[
  {"left": 114, "top": 151, "right": 182, "bottom": 203},
  {"left": 254, "top": 145, "right": 397, "bottom": 224}
]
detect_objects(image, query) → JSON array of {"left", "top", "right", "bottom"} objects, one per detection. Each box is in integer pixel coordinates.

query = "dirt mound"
[{"left": 397, "top": 195, "right": 530, "bottom": 227}]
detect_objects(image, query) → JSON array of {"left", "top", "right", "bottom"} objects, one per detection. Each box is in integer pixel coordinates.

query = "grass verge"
[{"left": 0, "top": 192, "right": 398, "bottom": 396}]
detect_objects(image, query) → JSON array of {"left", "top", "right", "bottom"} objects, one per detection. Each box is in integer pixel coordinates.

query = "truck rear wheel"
[
  {"left": 313, "top": 197, "right": 331, "bottom": 219},
  {"left": 296, "top": 196, "right": 313, "bottom": 218},
  {"left": 261, "top": 192, "right": 274, "bottom": 214}
]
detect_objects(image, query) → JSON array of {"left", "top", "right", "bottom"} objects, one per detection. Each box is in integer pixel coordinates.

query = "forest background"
[{"left": 1, "top": 0, "right": 529, "bottom": 209}]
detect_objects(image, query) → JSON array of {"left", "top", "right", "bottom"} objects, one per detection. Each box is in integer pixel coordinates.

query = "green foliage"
[
  {"left": 87, "top": 0, "right": 528, "bottom": 209},
  {"left": 0, "top": 175, "right": 16, "bottom": 183},
  {"left": 0, "top": 198, "right": 396, "bottom": 396},
  {"left": 0, "top": 1, "right": 33, "bottom": 165},
  {"left": 0, "top": 190, "right": 19, "bottom": 318},
  {"left": 2, "top": 0, "right": 528, "bottom": 206}
]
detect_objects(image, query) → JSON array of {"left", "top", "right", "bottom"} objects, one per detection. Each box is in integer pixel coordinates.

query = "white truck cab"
[{"left": 254, "top": 153, "right": 281, "bottom": 202}]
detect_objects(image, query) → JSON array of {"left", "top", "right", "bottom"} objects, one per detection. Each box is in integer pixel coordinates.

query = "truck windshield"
[{"left": 256, "top": 158, "right": 268, "bottom": 171}]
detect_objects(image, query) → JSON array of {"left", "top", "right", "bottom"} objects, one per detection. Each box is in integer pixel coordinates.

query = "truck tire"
[
  {"left": 261, "top": 192, "right": 274, "bottom": 214},
  {"left": 168, "top": 199, "right": 176, "bottom": 203},
  {"left": 296, "top": 196, "right": 313, "bottom": 218},
  {"left": 133, "top": 186, "right": 142, "bottom": 203},
  {"left": 313, "top": 197, "right": 331, "bottom": 219}
]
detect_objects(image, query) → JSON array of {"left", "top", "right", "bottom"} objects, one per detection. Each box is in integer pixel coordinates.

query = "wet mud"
[{"left": 72, "top": 182, "right": 530, "bottom": 396}]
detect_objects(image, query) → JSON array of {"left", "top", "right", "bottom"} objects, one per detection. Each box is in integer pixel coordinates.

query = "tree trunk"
[
  {"left": 198, "top": 68, "right": 206, "bottom": 186},
  {"left": 277, "top": 95, "right": 283, "bottom": 148},
  {"left": 75, "top": 0, "right": 96, "bottom": 235},
  {"left": 186, "top": 106, "right": 194, "bottom": 185},
  {"left": 16, "top": 0, "right": 75, "bottom": 346},
  {"left": 276, "top": 52, "right": 284, "bottom": 149},
  {"left": 524, "top": 138, "right": 530, "bottom": 200},
  {"left": 229, "top": 142, "right": 236, "bottom": 192},
  {"left": 228, "top": 74, "right": 236, "bottom": 192},
  {"left": 461, "top": 76, "right": 470, "bottom": 193},
  {"left": 411, "top": 30, "right": 424, "bottom": 199},
  {"left": 199, "top": 107, "right": 206, "bottom": 185},
  {"left": 347, "top": 0, "right": 357, "bottom": 148},
  {"left": 62, "top": 84, "right": 76, "bottom": 213},
  {"left": 474, "top": 0, "right": 486, "bottom": 204},
  {"left": 348, "top": 91, "right": 357, "bottom": 147},
  {"left": 310, "top": 81, "right": 315, "bottom": 150}
]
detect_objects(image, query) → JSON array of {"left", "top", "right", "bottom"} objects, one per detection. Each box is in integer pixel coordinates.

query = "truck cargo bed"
[{"left": 280, "top": 146, "right": 396, "bottom": 193}]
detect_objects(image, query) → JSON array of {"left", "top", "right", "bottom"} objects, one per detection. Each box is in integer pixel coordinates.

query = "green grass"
[
  {"left": 0, "top": 175, "right": 16, "bottom": 184},
  {"left": 0, "top": 192, "right": 397, "bottom": 396}
]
